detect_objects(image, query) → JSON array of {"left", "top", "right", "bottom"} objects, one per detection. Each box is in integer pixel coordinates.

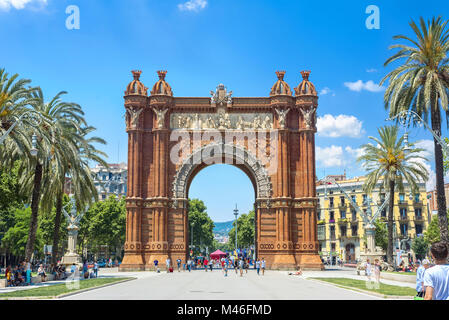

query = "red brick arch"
[{"left": 119, "top": 71, "right": 324, "bottom": 270}]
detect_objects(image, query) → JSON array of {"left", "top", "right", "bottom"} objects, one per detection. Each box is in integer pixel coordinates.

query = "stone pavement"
[{"left": 62, "top": 268, "right": 383, "bottom": 300}]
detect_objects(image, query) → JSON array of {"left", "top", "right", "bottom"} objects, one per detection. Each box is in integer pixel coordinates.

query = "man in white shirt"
[
  {"left": 424, "top": 241, "right": 449, "bottom": 300},
  {"left": 416, "top": 259, "right": 430, "bottom": 297},
  {"left": 166, "top": 258, "right": 171, "bottom": 273}
]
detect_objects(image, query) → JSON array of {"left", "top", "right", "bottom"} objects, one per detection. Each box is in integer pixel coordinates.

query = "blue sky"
[{"left": 1, "top": 0, "right": 448, "bottom": 221}]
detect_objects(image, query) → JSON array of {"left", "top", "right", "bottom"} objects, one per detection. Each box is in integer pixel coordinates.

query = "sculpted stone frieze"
[{"left": 170, "top": 111, "right": 273, "bottom": 130}]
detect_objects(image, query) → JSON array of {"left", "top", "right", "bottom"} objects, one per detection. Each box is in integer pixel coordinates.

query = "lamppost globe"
[{"left": 30, "top": 133, "right": 38, "bottom": 157}]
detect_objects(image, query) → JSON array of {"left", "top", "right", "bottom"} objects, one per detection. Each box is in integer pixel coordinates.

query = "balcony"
[
  {"left": 413, "top": 200, "right": 423, "bottom": 206},
  {"left": 398, "top": 199, "right": 408, "bottom": 206},
  {"left": 329, "top": 235, "right": 336, "bottom": 241},
  {"left": 399, "top": 215, "right": 409, "bottom": 222},
  {"left": 338, "top": 218, "right": 349, "bottom": 224},
  {"left": 414, "top": 215, "right": 424, "bottom": 222},
  {"left": 329, "top": 219, "right": 335, "bottom": 224},
  {"left": 317, "top": 219, "right": 326, "bottom": 225},
  {"left": 338, "top": 203, "right": 347, "bottom": 210}
]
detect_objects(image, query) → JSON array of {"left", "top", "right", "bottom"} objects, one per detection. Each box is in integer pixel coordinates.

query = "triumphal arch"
[{"left": 119, "top": 69, "right": 324, "bottom": 270}]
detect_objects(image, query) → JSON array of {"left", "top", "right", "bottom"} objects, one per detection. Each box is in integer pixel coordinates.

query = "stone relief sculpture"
[
  {"left": 153, "top": 108, "right": 168, "bottom": 129},
  {"left": 171, "top": 112, "right": 273, "bottom": 130},
  {"left": 275, "top": 108, "right": 290, "bottom": 129},
  {"left": 126, "top": 106, "right": 143, "bottom": 128},
  {"left": 300, "top": 107, "right": 316, "bottom": 129}
]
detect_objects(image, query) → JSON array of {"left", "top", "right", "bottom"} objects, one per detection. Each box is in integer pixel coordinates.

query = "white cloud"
[
  {"left": 0, "top": 0, "right": 46, "bottom": 11},
  {"left": 366, "top": 68, "right": 378, "bottom": 73},
  {"left": 178, "top": 0, "right": 207, "bottom": 12},
  {"left": 317, "top": 114, "right": 365, "bottom": 138},
  {"left": 344, "top": 80, "right": 384, "bottom": 92},
  {"left": 316, "top": 145, "right": 364, "bottom": 168},
  {"left": 319, "top": 87, "right": 335, "bottom": 96}
]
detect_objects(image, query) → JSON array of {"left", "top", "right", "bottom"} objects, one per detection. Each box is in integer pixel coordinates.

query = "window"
[
  {"left": 399, "top": 193, "right": 405, "bottom": 202},
  {"left": 102, "top": 194, "right": 106, "bottom": 200},
  {"left": 351, "top": 195, "right": 356, "bottom": 203},
  {"left": 415, "top": 208, "right": 422, "bottom": 218},
  {"left": 380, "top": 193, "right": 386, "bottom": 202},
  {"left": 400, "top": 223, "right": 408, "bottom": 236},
  {"left": 381, "top": 209, "right": 387, "bottom": 217},
  {"left": 351, "top": 225, "right": 358, "bottom": 236},
  {"left": 340, "top": 196, "right": 345, "bottom": 206},
  {"left": 331, "top": 243, "right": 336, "bottom": 251},
  {"left": 340, "top": 226, "right": 347, "bottom": 237},
  {"left": 340, "top": 210, "right": 346, "bottom": 219},
  {"left": 414, "top": 193, "right": 420, "bottom": 202},
  {"left": 330, "top": 226, "right": 335, "bottom": 238},
  {"left": 102, "top": 175, "right": 106, "bottom": 181},
  {"left": 329, "top": 211, "right": 335, "bottom": 222},
  {"left": 416, "top": 224, "right": 423, "bottom": 235},
  {"left": 329, "top": 197, "right": 334, "bottom": 208},
  {"left": 362, "top": 194, "right": 367, "bottom": 204},
  {"left": 352, "top": 210, "right": 357, "bottom": 220},
  {"left": 400, "top": 208, "right": 407, "bottom": 219}
]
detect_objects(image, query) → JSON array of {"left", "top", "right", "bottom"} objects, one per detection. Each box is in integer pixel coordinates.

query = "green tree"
[
  {"left": 2, "top": 207, "right": 43, "bottom": 258},
  {"left": 424, "top": 213, "right": 449, "bottom": 244},
  {"left": 373, "top": 219, "right": 388, "bottom": 251},
  {"left": 78, "top": 195, "right": 126, "bottom": 258},
  {"left": 412, "top": 236, "right": 429, "bottom": 260},
  {"left": 228, "top": 210, "right": 255, "bottom": 250},
  {"left": 188, "top": 199, "right": 214, "bottom": 255},
  {"left": 381, "top": 16, "right": 449, "bottom": 249},
  {"left": 358, "top": 125, "right": 429, "bottom": 264}
]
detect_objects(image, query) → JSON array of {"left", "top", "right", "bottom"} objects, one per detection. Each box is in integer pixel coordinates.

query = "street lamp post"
[
  {"left": 234, "top": 204, "right": 239, "bottom": 255},
  {"left": 191, "top": 222, "right": 194, "bottom": 257}
]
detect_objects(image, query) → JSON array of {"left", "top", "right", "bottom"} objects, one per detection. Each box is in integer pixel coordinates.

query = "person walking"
[
  {"left": 187, "top": 258, "right": 192, "bottom": 272},
  {"left": 94, "top": 261, "right": 99, "bottom": 278},
  {"left": 373, "top": 259, "right": 381, "bottom": 283},
  {"left": 234, "top": 258, "right": 238, "bottom": 274},
  {"left": 261, "top": 258, "right": 266, "bottom": 276},
  {"left": 223, "top": 262, "right": 228, "bottom": 277},
  {"left": 256, "top": 259, "right": 261, "bottom": 275},
  {"left": 209, "top": 259, "right": 213, "bottom": 272},
  {"left": 154, "top": 259, "right": 159, "bottom": 272},
  {"left": 416, "top": 259, "right": 430, "bottom": 297},
  {"left": 177, "top": 258, "right": 181, "bottom": 272},
  {"left": 424, "top": 242, "right": 449, "bottom": 300},
  {"left": 165, "top": 257, "right": 171, "bottom": 273},
  {"left": 204, "top": 258, "right": 209, "bottom": 272},
  {"left": 365, "top": 259, "right": 372, "bottom": 281},
  {"left": 239, "top": 258, "right": 244, "bottom": 277}
]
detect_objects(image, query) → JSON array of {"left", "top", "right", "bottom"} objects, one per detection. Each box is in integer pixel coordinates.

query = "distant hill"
[{"left": 213, "top": 220, "right": 234, "bottom": 236}]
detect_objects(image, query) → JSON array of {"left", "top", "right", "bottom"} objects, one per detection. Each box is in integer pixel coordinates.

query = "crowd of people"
[{"left": 154, "top": 255, "right": 268, "bottom": 277}]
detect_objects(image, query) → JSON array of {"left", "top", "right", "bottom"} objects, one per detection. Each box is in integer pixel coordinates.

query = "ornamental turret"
[
  {"left": 125, "top": 70, "right": 148, "bottom": 96},
  {"left": 150, "top": 70, "right": 173, "bottom": 96},
  {"left": 270, "top": 71, "right": 292, "bottom": 96}
]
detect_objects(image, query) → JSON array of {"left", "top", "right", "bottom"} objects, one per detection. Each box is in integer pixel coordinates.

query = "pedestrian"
[
  {"left": 204, "top": 258, "right": 208, "bottom": 272},
  {"left": 209, "top": 259, "right": 213, "bottom": 272},
  {"left": 424, "top": 241, "right": 449, "bottom": 300},
  {"left": 261, "top": 258, "right": 266, "bottom": 276},
  {"left": 94, "top": 260, "right": 98, "bottom": 278},
  {"left": 165, "top": 257, "right": 171, "bottom": 273},
  {"left": 25, "top": 259, "right": 31, "bottom": 285},
  {"left": 416, "top": 259, "right": 430, "bottom": 297},
  {"left": 177, "top": 258, "right": 181, "bottom": 272},
  {"left": 239, "top": 258, "right": 244, "bottom": 277},
  {"left": 234, "top": 258, "right": 238, "bottom": 274},
  {"left": 374, "top": 259, "right": 381, "bottom": 283},
  {"left": 38, "top": 264, "right": 46, "bottom": 283},
  {"left": 187, "top": 259, "right": 192, "bottom": 272},
  {"left": 82, "top": 261, "right": 88, "bottom": 279},
  {"left": 223, "top": 262, "right": 228, "bottom": 277},
  {"left": 154, "top": 259, "right": 159, "bottom": 273},
  {"left": 365, "top": 259, "right": 372, "bottom": 281},
  {"left": 256, "top": 259, "right": 260, "bottom": 275}
]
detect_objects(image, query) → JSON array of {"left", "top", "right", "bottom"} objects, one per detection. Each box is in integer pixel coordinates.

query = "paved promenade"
[{"left": 62, "top": 268, "right": 383, "bottom": 300}]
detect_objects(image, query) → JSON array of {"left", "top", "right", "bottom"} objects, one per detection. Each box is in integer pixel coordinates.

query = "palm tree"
[
  {"left": 358, "top": 126, "right": 428, "bottom": 264},
  {"left": 0, "top": 68, "right": 38, "bottom": 167},
  {"left": 380, "top": 16, "right": 449, "bottom": 247}
]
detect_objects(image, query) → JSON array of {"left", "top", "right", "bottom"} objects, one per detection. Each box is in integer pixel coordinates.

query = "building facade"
[
  {"left": 316, "top": 175, "right": 429, "bottom": 263},
  {"left": 427, "top": 183, "right": 449, "bottom": 214},
  {"left": 91, "top": 163, "right": 128, "bottom": 200}
]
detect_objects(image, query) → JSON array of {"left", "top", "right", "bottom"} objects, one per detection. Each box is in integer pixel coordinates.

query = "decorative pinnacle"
[
  {"left": 157, "top": 70, "right": 167, "bottom": 80},
  {"left": 276, "top": 71, "right": 286, "bottom": 81},
  {"left": 300, "top": 70, "right": 311, "bottom": 81},
  {"left": 132, "top": 70, "right": 142, "bottom": 80}
]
